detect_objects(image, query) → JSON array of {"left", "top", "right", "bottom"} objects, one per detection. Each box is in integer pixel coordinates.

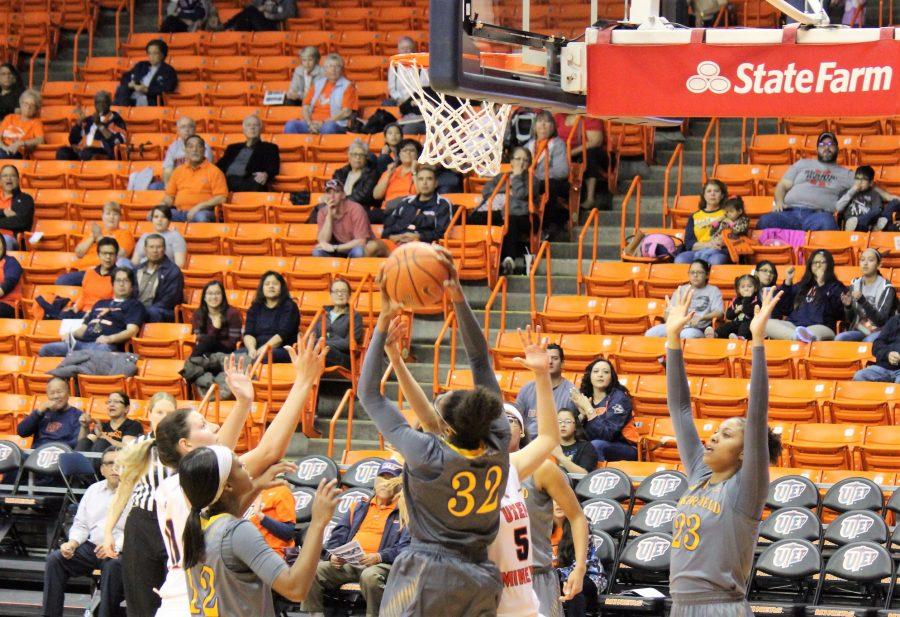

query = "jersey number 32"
[{"left": 447, "top": 465, "right": 503, "bottom": 517}]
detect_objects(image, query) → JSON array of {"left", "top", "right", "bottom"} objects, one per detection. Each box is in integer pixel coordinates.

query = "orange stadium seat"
[
  {"left": 491, "top": 331, "right": 563, "bottom": 370},
  {"left": 681, "top": 338, "right": 746, "bottom": 378},
  {"left": 287, "top": 256, "right": 345, "bottom": 291},
  {"left": 22, "top": 160, "right": 80, "bottom": 190},
  {"left": 202, "top": 31, "right": 246, "bottom": 56},
  {"left": 693, "top": 377, "right": 750, "bottom": 420},
  {"left": 596, "top": 298, "right": 664, "bottom": 336},
  {"left": 640, "top": 263, "right": 688, "bottom": 299},
  {"left": 801, "top": 231, "right": 867, "bottom": 266},
  {"left": 76, "top": 374, "right": 132, "bottom": 399},
  {"left": 644, "top": 417, "right": 720, "bottom": 464},
  {"left": 802, "top": 341, "right": 873, "bottom": 380},
  {"left": 355, "top": 81, "right": 388, "bottom": 107},
  {"left": 533, "top": 295, "right": 604, "bottom": 335},
  {"left": 630, "top": 373, "right": 700, "bottom": 417},
  {"left": 0, "top": 319, "right": 32, "bottom": 355},
  {"left": 857, "top": 425, "right": 900, "bottom": 472},
  {"left": 230, "top": 256, "right": 296, "bottom": 290},
  {"left": 23, "top": 251, "right": 77, "bottom": 285},
  {"left": 246, "top": 31, "right": 289, "bottom": 55},
  {"left": 711, "top": 163, "right": 767, "bottom": 196},
  {"left": 734, "top": 339, "right": 806, "bottom": 380},
  {"left": 580, "top": 262, "right": 650, "bottom": 298},
  {"left": 122, "top": 107, "right": 170, "bottom": 132},
  {"left": 782, "top": 117, "right": 830, "bottom": 135},
  {"left": 133, "top": 358, "right": 188, "bottom": 399},
  {"left": 747, "top": 134, "right": 799, "bottom": 165},
  {"left": 0, "top": 393, "right": 35, "bottom": 433},
  {"left": 250, "top": 55, "right": 296, "bottom": 81},
  {"left": 0, "top": 355, "right": 33, "bottom": 394},
  {"left": 832, "top": 117, "right": 885, "bottom": 136},
  {"left": 164, "top": 81, "right": 211, "bottom": 106},
  {"left": 169, "top": 106, "right": 216, "bottom": 132},
  {"left": 768, "top": 379, "right": 833, "bottom": 423},
  {"left": 784, "top": 423, "right": 862, "bottom": 470},
  {"left": 277, "top": 224, "right": 320, "bottom": 256},
  {"left": 558, "top": 334, "right": 619, "bottom": 373},
  {"left": 204, "top": 56, "right": 253, "bottom": 82},
  {"left": 131, "top": 323, "right": 196, "bottom": 359},
  {"left": 826, "top": 380, "right": 900, "bottom": 425},
  {"left": 181, "top": 254, "right": 238, "bottom": 291},
  {"left": 610, "top": 336, "right": 666, "bottom": 375},
  {"left": 857, "top": 135, "right": 900, "bottom": 166}
]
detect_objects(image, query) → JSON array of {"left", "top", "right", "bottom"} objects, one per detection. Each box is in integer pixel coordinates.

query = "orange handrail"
[
  {"left": 327, "top": 387, "right": 355, "bottom": 458},
  {"left": 431, "top": 311, "right": 457, "bottom": 397},
  {"left": 700, "top": 118, "right": 720, "bottom": 185},
  {"left": 661, "top": 143, "right": 684, "bottom": 229},
  {"left": 483, "top": 275, "right": 507, "bottom": 344},
  {"left": 528, "top": 240, "right": 551, "bottom": 325},
  {"left": 617, "top": 175, "right": 644, "bottom": 252},
  {"left": 576, "top": 207, "right": 600, "bottom": 295}
]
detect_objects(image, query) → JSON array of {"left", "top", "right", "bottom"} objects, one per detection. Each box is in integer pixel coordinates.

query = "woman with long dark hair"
[
  {"left": 192, "top": 280, "right": 242, "bottom": 356},
  {"left": 836, "top": 248, "right": 896, "bottom": 342},
  {"left": 0, "top": 236, "right": 22, "bottom": 317},
  {"left": 570, "top": 358, "right": 639, "bottom": 463},
  {"left": 552, "top": 500, "right": 605, "bottom": 617},
  {"left": 675, "top": 179, "right": 730, "bottom": 266},
  {"left": 766, "top": 248, "right": 846, "bottom": 341},
  {"left": 0, "top": 63, "right": 23, "bottom": 121},
  {"left": 243, "top": 271, "right": 300, "bottom": 363}
]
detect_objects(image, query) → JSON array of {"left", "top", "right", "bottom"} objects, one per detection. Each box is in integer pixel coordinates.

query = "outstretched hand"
[
  {"left": 749, "top": 286, "right": 783, "bottom": 339},
  {"left": 433, "top": 244, "right": 464, "bottom": 303},
  {"left": 384, "top": 314, "right": 408, "bottom": 360},
  {"left": 511, "top": 325, "right": 550, "bottom": 374},
  {"left": 223, "top": 354, "right": 254, "bottom": 402},
  {"left": 664, "top": 287, "right": 695, "bottom": 339},
  {"left": 376, "top": 273, "right": 402, "bottom": 328},
  {"left": 287, "top": 331, "right": 328, "bottom": 384}
]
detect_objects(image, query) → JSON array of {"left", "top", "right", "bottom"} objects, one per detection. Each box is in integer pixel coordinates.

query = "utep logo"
[
  {"left": 686, "top": 61, "right": 731, "bottom": 94},
  {"left": 773, "top": 510, "right": 810, "bottom": 536},
  {"left": 323, "top": 520, "right": 337, "bottom": 544},
  {"left": 337, "top": 490, "right": 368, "bottom": 514},
  {"left": 842, "top": 545, "right": 879, "bottom": 573},
  {"left": 644, "top": 503, "right": 677, "bottom": 529},
  {"left": 772, "top": 479, "right": 807, "bottom": 504},
  {"left": 296, "top": 458, "right": 328, "bottom": 481},
  {"left": 839, "top": 513, "right": 875, "bottom": 540},
  {"left": 583, "top": 502, "right": 615, "bottom": 524},
  {"left": 0, "top": 444, "right": 12, "bottom": 462},
  {"left": 588, "top": 472, "right": 621, "bottom": 495},
  {"left": 293, "top": 491, "right": 313, "bottom": 511},
  {"left": 353, "top": 461, "right": 381, "bottom": 485},
  {"left": 591, "top": 534, "right": 606, "bottom": 550},
  {"left": 36, "top": 446, "right": 65, "bottom": 470},
  {"left": 772, "top": 542, "right": 810, "bottom": 569},
  {"left": 837, "top": 481, "right": 872, "bottom": 506},
  {"left": 635, "top": 536, "right": 670, "bottom": 562},
  {"left": 648, "top": 474, "right": 682, "bottom": 499}
]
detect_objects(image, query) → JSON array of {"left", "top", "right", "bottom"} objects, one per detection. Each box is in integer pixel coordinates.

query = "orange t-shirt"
[
  {"left": 73, "top": 266, "right": 113, "bottom": 314},
  {"left": 353, "top": 499, "right": 397, "bottom": 556},
  {"left": 551, "top": 524, "right": 564, "bottom": 567},
  {"left": 74, "top": 227, "right": 136, "bottom": 269},
  {"left": 0, "top": 114, "right": 44, "bottom": 147},
  {"left": 250, "top": 485, "right": 296, "bottom": 557},
  {"left": 303, "top": 80, "right": 359, "bottom": 122},
  {"left": 165, "top": 160, "right": 228, "bottom": 210},
  {"left": 380, "top": 166, "right": 416, "bottom": 203}
]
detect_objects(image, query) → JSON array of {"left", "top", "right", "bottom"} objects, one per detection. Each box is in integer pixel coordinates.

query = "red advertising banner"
[{"left": 586, "top": 29, "right": 898, "bottom": 117}]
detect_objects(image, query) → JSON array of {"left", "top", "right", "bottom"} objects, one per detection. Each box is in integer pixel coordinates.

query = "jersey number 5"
[
  {"left": 671, "top": 513, "right": 701, "bottom": 551},
  {"left": 187, "top": 565, "right": 219, "bottom": 616},
  {"left": 447, "top": 465, "right": 503, "bottom": 517},
  {"left": 514, "top": 527, "right": 529, "bottom": 561}
]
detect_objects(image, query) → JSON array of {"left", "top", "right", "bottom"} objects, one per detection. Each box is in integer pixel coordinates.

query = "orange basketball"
[{"left": 381, "top": 242, "right": 451, "bottom": 309}]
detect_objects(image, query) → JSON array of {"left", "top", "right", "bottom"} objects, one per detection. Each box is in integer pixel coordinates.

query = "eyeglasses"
[
  {"left": 511, "top": 156, "right": 528, "bottom": 161},
  {"left": 818, "top": 141, "right": 836, "bottom": 147},
  {"left": 400, "top": 147, "right": 419, "bottom": 153},
  {"left": 331, "top": 288, "right": 349, "bottom": 295},
  {"left": 854, "top": 176, "right": 870, "bottom": 181},
  {"left": 349, "top": 151, "right": 367, "bottom": 157},
  {"left": 558, "top": 419, "right": 575, "bottom": 426}
]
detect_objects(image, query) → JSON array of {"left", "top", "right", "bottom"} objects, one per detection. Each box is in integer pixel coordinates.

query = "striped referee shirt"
[{"left": 129, "top": 434, "right": 171, "bottom": 512}]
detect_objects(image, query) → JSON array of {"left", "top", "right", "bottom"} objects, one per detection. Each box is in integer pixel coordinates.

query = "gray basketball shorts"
[
  {"left": 670, "top": 600, "right": 754, "bottom": 617},
  {"left": 378, "top": 547, "right": 502, "bottom": 617},
  {"left": 532, "top": 568, "right": 562, "bottom": 617}
]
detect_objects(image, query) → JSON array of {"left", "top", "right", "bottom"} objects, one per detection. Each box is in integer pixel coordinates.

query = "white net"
[{"left": 392, "top": 54, "right": 513, "bottom": 178}]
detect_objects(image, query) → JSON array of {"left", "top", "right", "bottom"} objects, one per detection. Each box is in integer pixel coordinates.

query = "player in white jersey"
[{"left": 150, "top": 336, "right": 327, "bottom": 616}]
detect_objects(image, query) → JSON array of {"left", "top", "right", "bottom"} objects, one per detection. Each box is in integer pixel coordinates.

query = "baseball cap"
[
  {"left": 377, "top": 459, "right": 402, "bottom": 478},
  {"left": 324, "top": 179, "right": 343, "bottom": 192},
  {"left": 504, "top": 403, "right": 524, "bottom": 428},
  {"left": 817, "top": 131, "right": 838, "bottom": 146}
]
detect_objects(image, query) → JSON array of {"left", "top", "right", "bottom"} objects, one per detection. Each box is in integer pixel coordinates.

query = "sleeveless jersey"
[
  {"left": 154, "top": 473, "right": 191, "bottom": 615},
  {"left": 523, "top": 475, "right": 554, "bottom": 571},
  {"left": 489, "top": 465, "right": 541, "bottom": 617}
]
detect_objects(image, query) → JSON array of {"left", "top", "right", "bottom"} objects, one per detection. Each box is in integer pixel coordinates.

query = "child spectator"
[
  {"left": 836, "top": 248, "right": 896, "bottom": 342},
  {"left": 753, "top": 261, "right": 779, "bottom": 294},
  {"left": 247, "top": 485, "right": 296, "bottom": 557},
  {"left": 712, "top": 274, "right": 761, "bottom": 339},
  {"left": 838, "top": 165, "right": 887, "bottom": 231},
  {"left": 552, "top": 408, "right": 598, "bottom": 474}
]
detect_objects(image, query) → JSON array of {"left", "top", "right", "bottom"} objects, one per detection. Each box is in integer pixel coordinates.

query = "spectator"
[
  {"left": 113, "top": 39, "right": 178, "bottom": 107},
  {"left": 766, "top": 250, "right": 845, "bottom": 342},
  {"left": 836, "top": 248, "right": 895, "bottom": 342},
  {"left": 44, "top": 237, "right": 118, "bottom": 319},
  {"left": 331, "top": 139, "right": 379, "bottom": 209},
  {"left": 302, "top": 459, "right": 410, "bottom": 617},
  {"left": 17, "top": 377, "right": 82, "bottom": 448},
  {"left": 223, "top": 0, "right": 297, "bottom": 30},
  {"left": 42, "top": 447, "right": 126, "bottom": 617},
  {"left": 39, "top": 267, "right": 144, "bottom": 357},
  {"left": 552, "top": 500, "right": 605, "bottom": 617},
  {"left": 242, "top": 270, "right": 300, "bottom": 363},
  {"left": 645, "top": 259, "right": 724, "bottom": 338},
  {"left": 183, "top": 280, "right": 243, "bottom": 397},
  {"left": 837, "top": 165, "right": 897, "bottom": 231},
  {"left": 0, "top": 164, "right": 34, "bottom": 249},
  {"left": 135, "top": 234, "right": 184, "bottom": 323},
  {"left": 161, "top": 134, "right": 227, "bottom": 222},
  {"left": 247, "top": 485, "right": 296, "bottom": 556},
  {"left": 852, "top": 313, "right": 900, "bottom": 383},
  {"left": 132, "top": 205, "right": 187, "bottom": 267},
  {"left": 0, "top": 89, "right": 44, "bottom": 159},
  {"left": 754, "top": 260, "right": 779, "bottom": 295},
  {"left": 313, "top": 179, "right": 373, "bottom": 258},
  {"left": 161, "top": 0, "right": 214, "bottom": 32},
  {"left": 60, "top": 202, "right": 134, "bottom": 285},
  {"left": 369, "top": 166, "right": 452, "bottom": 254},
  {"left": 161, "top": 116, "right": 213, "bottom": 186},
  {"left": 284, "top": 53, "right": 357, "bottom": 135},
  {"left": 757, "top": 132, "right": 854, "bottom": 232},
  {"left": 310, "top": 278, "right": 363, "bottom": 369},
  {"left": 385, "top": 36, "right": 419, "bottom": 106},
  {"left": 474, "top": 146, "right": 540, "bottom": 274},
  {"left": 0, "top": 63, "right": 24, "bottom": 121},
  {"left": 675, "top": 179, "right": 729, "bottom": 265},
  {"left": 0, "top": 236, "right": 22, "bottom": 318},
  {"left": 526, "top": 110, "right": 570, "bottom": 238},
  {"left": 552, "top": 408, "right": 598, "bottom": 474},
  {"left": 713, "top": 274, "right": 761, "bottom": 339},
  {"left": 515, "top": 343, "right": 576, "bottom": 440},
  {"left": 570, "top": 358, "right": 638, "bottom": 463},
  {"left": 374, "top": 123, "right": 403, "bottom": 175},
  {"left": 556, "top": 113, "right": 607, "bottom": 212},
  {"left": 713, "top": 196, "right": 751, "bottom": 254},
  {"left": 286, "top": 46, "right": 323, "bottom": 105},
  {"left": 216, "top": 114, "right": 280, "bottom": 192},
  {"left": 76, "top": 392, "right": 143, "bottom": 452},
  {"left": 371, "top": 138, "right": 421, "bottom": 210},
  {"left": 56, "top": 91, "right": 127, "bottom": 161}
]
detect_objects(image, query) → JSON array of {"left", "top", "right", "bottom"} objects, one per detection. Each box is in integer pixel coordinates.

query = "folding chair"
[{"left": 747, "top": 539, "right": 822, "bottom": 614}]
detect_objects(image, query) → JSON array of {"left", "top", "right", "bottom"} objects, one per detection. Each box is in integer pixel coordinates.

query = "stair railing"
[
  {"left": 700, "top": 117, "right": 721, "bottom": 185},
  {"left": 528, "top": 240, "right": 552, "bottom": 327},
  {"left": 576, "top": 207, "right": 600, "bottom": 295},
  {"left": 662, "top": 143, "right": 684, "bottom": 228}
]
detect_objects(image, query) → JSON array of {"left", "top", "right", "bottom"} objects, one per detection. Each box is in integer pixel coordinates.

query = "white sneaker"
[{"left": 502, "top": 257, "right": 515, "bottom": 275}]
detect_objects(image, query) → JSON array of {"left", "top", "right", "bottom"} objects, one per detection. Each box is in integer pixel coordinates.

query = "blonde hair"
[{"left": 116, "top": 392, "right": 178, "bottom": 492}]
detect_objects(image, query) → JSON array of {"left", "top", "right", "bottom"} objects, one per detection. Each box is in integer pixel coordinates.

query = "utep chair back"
[{"left": 747, "top": 538, "right": 822, "bottom": 614}]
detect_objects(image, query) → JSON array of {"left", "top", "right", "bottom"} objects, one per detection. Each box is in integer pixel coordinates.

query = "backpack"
[
  {"left": 641, "top": 233, "right": 677, "bottom": 261},
  {"left": 360, "top": 108, "right": 398, "bottom": 134}
]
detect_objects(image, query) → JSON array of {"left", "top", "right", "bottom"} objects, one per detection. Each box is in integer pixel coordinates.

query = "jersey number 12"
[
  {"left": 447, "top": 465, "right": 503, "bottom": 517},
  {"left": 187, "top": 566, "right": 219, "bottom": 616}
]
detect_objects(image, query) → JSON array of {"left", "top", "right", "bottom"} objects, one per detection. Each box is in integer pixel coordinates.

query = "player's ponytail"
[
  {"left": 442, "top": 386, "right": 503, "bottom": 451},
  {"left": 179, "top": 448, "right": 221, "bottom": 569},
  {"left": 116, "top": 436, "right": 156, "bottom": 494},
  {"left": 767, "top": 427, "right": 783, "bottom": 465}
]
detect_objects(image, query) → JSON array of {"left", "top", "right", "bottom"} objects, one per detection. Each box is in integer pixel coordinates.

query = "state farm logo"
[
  {"left": 686, "top": 61, "right": 731, "bottom": 94},
  {"left": 842, "top": 545, "right": 879, "bottom": 573},
  {"left": 648, "top": 474, "right": 683, "bottom": 498},
  {"left": 839, "top": 514, "right": 875, "bottom": 540},
  {"left": 687, "top": 60, "right": 892, "bottom": 95},
  {"left": 643, "top": 503, "right": 677, "bottom": 529},
  {"left": 635, "top": 536, "right": 670, "bottom": 562},
  {"left": 772, "top": 479, "right": 808, "bottom": 504},
  {"left": 837, "top": 481, "right": 872, "bottom": 506},
  {"left": 773, "top": 510, "right": 810, "bottom": 536},
  {"left": 588, "top": 473, "right": 621, "bottom": 495},
  {"left": 352, "top": 461, "right": 381, "bottom": 485},
  {"left": 772, "top": 542, "right": 809, "bottom": 568},
  {"left": 296, "top": 458, "right": 328, "bottom": 481}
]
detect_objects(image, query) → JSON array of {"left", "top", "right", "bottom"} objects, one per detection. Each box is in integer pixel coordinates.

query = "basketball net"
[{"left": 391, "top": 53, "right": 513, "bottom": 177}]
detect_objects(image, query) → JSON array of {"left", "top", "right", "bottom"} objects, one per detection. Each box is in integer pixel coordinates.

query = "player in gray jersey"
[
  {"left": 359, "top": 252, "right": 512, "bottom": 617},
  {"left": 179, "top": 445, "right": 340, "bottom": 617},
  {"left": 665, "top": 286, "right": 784, "bottom": 617}
]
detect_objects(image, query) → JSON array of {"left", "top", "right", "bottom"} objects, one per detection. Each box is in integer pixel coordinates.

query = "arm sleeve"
[
  {"left": 0, "top": 257, "right": 22, "bottom": 294},
  {"left": 162, "top": 143, "right": 177, "bottom": 171},
  {"left": 872, "top": 316, "right": 899, "bottom": 363},
  {"left": 858, "top": 282, "right": 896, "bottom": 327},
  {"left": 0, "top": 194, "right": 35, "bottom": 233},
  {"left": 665, "top": 348, "right": 706, "bottom": 478},
  {"left": 66, "top": 485, "right": 93, "bottom": 544},
  {"left": 216, "top": 145, "right": 235, "bottom": 174},
  {"left": 347, "top": 171, "right": 377, "bottom": 207},
  {"left": 732, "top": 345, "right": 769, "bottom": 519},
  {"left": 454, "top": 293, "right": 499, "bottom": 394},
  {"left": 147, "top": 64, "right": 178, "bottom": 99},
  {"left": 724, "top": 300, "right": 738, "bottom": 321},
  {"left": 68, "top": 122, "right": 83, "bottom": 147},
  {"left": 836, "top": 187, "right": 858, "bottom": 212},
  {"left": 16, "top": 410, "right": 39, "bottom": 438},
  {"left": 550, "top": 139, "right": 569, "bottom": 179},
  {"left": 263, "top": 143, "right": 280, "bottom": 179},
  {"left": 682, "top": 216, "right": 697, "bottom": 251},
  {"left": 258, "top": 515, "right": 295, "bottom": 541},
  {"left": 479, "top": 175, "right": 501, "bottom": 202},
  {"left": 379, "top": 525, "right": 410, "bottom": 564},
  {"left": 225, "top": 520, "right": 289, "bottom": 586}
]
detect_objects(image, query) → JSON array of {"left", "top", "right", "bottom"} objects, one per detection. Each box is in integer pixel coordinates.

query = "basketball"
[{"left": 381, "top": 242, "right": 451, "bottom": 309}]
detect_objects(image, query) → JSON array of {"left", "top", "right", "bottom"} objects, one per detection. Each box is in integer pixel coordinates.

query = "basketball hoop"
[{"left": 391, "top": 53, "right": 513, "bottom": 177}]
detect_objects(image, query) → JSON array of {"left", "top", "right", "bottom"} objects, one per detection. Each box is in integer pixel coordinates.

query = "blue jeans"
[
  {"left": 835, "top": 330, "right": 882, "bottom": 342},
  {"left": 167, "top": 208, "right": 216, "bottom": 223},
  {"left": 853, "top": 364, "right": 900, "bottom": 383},
  {"left": 312, "top": 246, "right": 366, "bottom": 258},
  {"left": 284, "top": 120, "right": 347, "bottom": 135},
  {"left": 675, "top": 248, "right": 730, "bottom": 265},
  {"left": 39, "top": 341, "right": 117, "bottom": 357},
  {"left": 645, "top": 324, "right": 705, "bottom": 339},
  {"left": 757, "top": 207, "right": 837, "bottom": 231},
  {"left": 591, "top": 439, "right": 638, "bottom": 462},
  {"left": 55, "top": 270, "right": 86, "bottom": 286}
]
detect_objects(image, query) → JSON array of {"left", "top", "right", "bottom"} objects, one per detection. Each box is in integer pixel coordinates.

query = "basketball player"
[
  {"left": 178, "top": 446, "right": 341, "bottom": 614},
  {"left": 665, "top": 286, "right": 783, "bottom": 617},
  {"left": 359, "top": 252, "right": 516, "bottom": 616}
]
